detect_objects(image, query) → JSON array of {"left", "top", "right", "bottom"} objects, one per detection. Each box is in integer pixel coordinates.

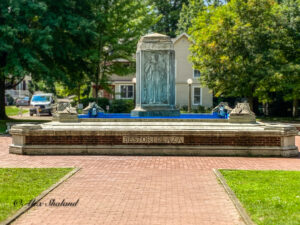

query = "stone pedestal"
[
  {"left": 52, "top": 106, "right": 79, "bottom": 122},
  {"left": 229, "top": 103, "right": 256, "bottom": 123},
  {"left": 131, "top": 106, "right": 179, "bottom": 117},
  {"left": 131, "top": 33, "right": 180, "bottom": 117}
]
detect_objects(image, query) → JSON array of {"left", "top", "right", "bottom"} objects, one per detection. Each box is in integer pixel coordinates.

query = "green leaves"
[
  {"left": 190, "top": 0, "right": 300, "bottom": 107},
  {"left": 150, "top": 0, "right": 188, "bottom": 37},
  {"left": 176, "top": 0, "right": 205, "bottom": 35},
  {"left": 87, "top": 0, "right": 157, "bottom": 96},
  {"left": 0, "top": 0, "right": 51, "bottom": 78}
]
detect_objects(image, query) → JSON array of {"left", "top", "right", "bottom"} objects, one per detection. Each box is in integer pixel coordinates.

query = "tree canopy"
[
  {"left": 190, "top": 0, "right": 299, "bottom": 112},
  {"left": 0, "top": 0, "right": 97, "bottom": 119},
  {"left": 150, "top": 0, "right": 188, "bottom": 37},
  {"left": 0, "top": 0, "right": 50, "bottom": 119},
  {"left": 276, "top": 0, "right": 300, "bottom": 116},
  {"left": 176, "top": 0, "right": 206, "bottom": 35},
  {"left": 0, "top": 0, "right": 156, "bottom": 119},
  {"left": 88, "top": 0, "right": 157, "bottom": 99}
]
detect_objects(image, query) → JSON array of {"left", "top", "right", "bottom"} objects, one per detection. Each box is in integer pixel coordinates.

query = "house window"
[
  {"left": 193, "top": 69, "right": 201, "bottom": 78},
  {"left": 193, "top": 87, "right": 201, "bottom": 105},
  {"left": 120, "top": 85, "right": 133, "bottom": 99}
]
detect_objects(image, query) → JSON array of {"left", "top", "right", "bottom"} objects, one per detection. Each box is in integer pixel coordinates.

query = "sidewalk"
[
  {"left": 0, "top": 137, "right": 299, "bottom": 225},
  {"left": 9, "top": 111, "right": 52, "bottom": 121}
]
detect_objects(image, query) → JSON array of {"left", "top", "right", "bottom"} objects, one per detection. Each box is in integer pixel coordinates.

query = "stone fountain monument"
[{"left": 131, "top": 33, "right": 180, "bottom": 117}]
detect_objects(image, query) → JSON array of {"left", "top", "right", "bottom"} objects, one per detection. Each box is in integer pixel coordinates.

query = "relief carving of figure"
[
  {"left": 157, "top": 54, "right": 168, "bottom": 104},
  {"left": 144, "top": 54, "right": 156, "bottom": 103},
  {"left": 143, "top": 52, "right": 168, "bottom": 105},
  {"left": 153, "top": 54, "right": 160, "bottom": 104}
]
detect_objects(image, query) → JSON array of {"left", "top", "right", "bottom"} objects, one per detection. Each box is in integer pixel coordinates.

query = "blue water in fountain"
[{"left": 78, "top": 112, "right": 228, "bottom": 119}]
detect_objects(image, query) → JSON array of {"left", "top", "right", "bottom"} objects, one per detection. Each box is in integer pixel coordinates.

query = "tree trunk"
[
  {"left": 0, "top": 76, "right": 8, "bottom": 120},
  {"left": 95, "top": 64, "right": 100, "bottom": 102},
  {"left": 77, "top": 83, "right": 81, "bottom": 104},
  {"left": 95, "top": 84, "right": 99, "bottom": 101},
  {"left": 263, "top": 102, "right": 269, "bottom": 116},
  {"left": 247, "top": 96, "right": 254, "bottom": 111},
  {"left": 292, "top": 98, "right": 298, "bottom": 118}
]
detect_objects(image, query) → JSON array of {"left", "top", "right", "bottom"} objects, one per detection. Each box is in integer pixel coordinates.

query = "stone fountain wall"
[{"left": 9, "top": 121, "right": 299, "bottom": 157}]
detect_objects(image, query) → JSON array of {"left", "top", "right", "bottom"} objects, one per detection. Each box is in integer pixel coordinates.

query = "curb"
[
  {"left": 213, "top": 169, "right": 255, "bottom": 225},
  {"left": 0, "top": 167, "right": 80, "bottom": 225}
]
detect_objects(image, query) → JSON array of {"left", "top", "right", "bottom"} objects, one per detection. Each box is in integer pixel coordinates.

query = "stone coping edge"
[
  {"left": 78, "top": 118, "right": 228, "bottom": 123},
  {"left": 0, "top": 167, "right": 80, "bottom": 225},
  {"left": 213, "top": 169, "right": 255, "bottom": 225}
]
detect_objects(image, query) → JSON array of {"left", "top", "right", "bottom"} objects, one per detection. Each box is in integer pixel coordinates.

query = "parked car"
[
  {"left": 16, "top": 96, "right": 30, "bottom": 106},
  {"left": 30, "top": 93, "right": 55, "bottom": 116}
]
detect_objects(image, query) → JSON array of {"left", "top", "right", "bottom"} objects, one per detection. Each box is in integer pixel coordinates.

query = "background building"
[
  {"left": 5, "top": 75, "right": 32, "bottom": 100},
  {"left": 94, "top": 33, "right": 213, "bottom": 109},
  {"left": 173, "top": 33, "right": 213, "bottom": 108}
]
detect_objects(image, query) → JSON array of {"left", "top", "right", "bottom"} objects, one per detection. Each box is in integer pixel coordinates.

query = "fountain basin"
[
  {"left": 9, "top": 121, "right": 299, "bottom": 157},
  {"left": 77, "top": 112, "right": 228, "bottom": 122}
]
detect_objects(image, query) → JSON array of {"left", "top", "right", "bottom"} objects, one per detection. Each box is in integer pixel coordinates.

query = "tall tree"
[
  {"left": 176, "top": 0, "right": 205, "bottom": 35},
  {"left": 89, "top": 0, "right": 157, "bottom": 99},
  {"left": 35, "top": 0, "right": 96, "bottom": 97},
  {"left": 0, "top": 0, "right": 51, "bottom": 119},
  {"left": 189, "top": 0, "right": 287, "bottom": 110},
  {"left": 150, "top": 0, "right": 188, "bottom": 37},
  {"left": 278, "top": 0, "right": 300, "bottom": 117},
  {"left": 0, "top": 0, "right": 96, "bottom": 119}
]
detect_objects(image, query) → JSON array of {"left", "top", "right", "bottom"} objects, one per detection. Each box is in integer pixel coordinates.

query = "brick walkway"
[{"left": 0, "top": 137, "right": 299, "bottom": 225}]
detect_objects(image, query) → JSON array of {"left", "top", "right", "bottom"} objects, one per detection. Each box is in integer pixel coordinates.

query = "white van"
[{"left": 30, "top": 93, "right": 55, "bottom": 116}]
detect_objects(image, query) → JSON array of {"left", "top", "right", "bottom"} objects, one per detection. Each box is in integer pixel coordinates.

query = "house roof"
[
  {"left": 172, "top": 33, "right": 191, "bottom": 45},
  {"left": 143, "top": 33, "right": 168, "bottom": 38}
]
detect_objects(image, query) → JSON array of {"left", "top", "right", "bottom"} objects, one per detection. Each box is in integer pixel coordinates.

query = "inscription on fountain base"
[{"left": 123, "top": 136, "right": 184, "bottom": 144}]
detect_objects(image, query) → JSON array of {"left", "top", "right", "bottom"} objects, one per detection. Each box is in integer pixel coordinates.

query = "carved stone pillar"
[{"left": 131, "top": 33, "right": 180, "bottom": 117}]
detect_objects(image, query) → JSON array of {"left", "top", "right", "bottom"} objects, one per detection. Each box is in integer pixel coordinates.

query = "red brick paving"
[{"left": 0, "top": 136, "right": 299, "bottom": 225}]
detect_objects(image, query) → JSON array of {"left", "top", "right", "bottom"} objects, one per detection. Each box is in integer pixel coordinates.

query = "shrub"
[
  {"left": 189, "top": 105, "right": 212, "bottom": 113},
  {"left": 192, "top": 108, "right": 198, "bottom": 113},
  {"left": 5, "top": 94, "right": 14, "bottom": 106},
  {"left": 80, "top": 97, "right": 110, "bottom": 110},
  {"left": 180, "top": 105, "right": 188, "bottom": 112},
  {"left": 197, "top": 105, "right": 206, "bottom": 113},
  {"left": 109, "top": 99, "right": 134, "bottom": 113}
]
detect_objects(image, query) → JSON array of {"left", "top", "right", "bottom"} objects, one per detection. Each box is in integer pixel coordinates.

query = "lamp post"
[
  {"left": 187, "top": 78, "right": 193, "bottom": 113},
  {"left": 132, "top": 77, "right": 136, "bottom": 105}
]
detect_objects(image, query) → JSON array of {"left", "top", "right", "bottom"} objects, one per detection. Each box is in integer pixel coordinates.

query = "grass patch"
[
  {"left": 257, "top": 116, "right": 300, "bottom": 123},
  {"left": 6, "top": 106, "right": 28, "bottom": 117},
  {"left": 0, "top": 119, "right": 46, "bottom": 134},
  {"left": 0, "top": 168, "right": 73, "bottom": 222},
  {"left": 220, "top": 170, "right": 300, "bottom": 225},
  {"left": 0, "top": 121, "right": 6, "bottom": 134}
]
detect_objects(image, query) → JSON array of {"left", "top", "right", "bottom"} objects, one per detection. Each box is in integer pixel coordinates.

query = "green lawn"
[
  {"left": 5, "top": 106, "right": 28, "bottom": 117},
  {"left": 0, "top": 106, "right": 30, "bottom": 133},
  {"left": 0, "top": 168, "right": 73, "bottom": 222},
  {"left": 220, "top": 170, "right": 300, "bottom": 225},
  {"left": 257, "top": 116, "right": 300, "bottom": 123},
  {"left": 0, "top": 118, "right": 47, "bottom": 134},
  {"left": 0, "top": 121, "right": 6, "bottom": 134}
]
